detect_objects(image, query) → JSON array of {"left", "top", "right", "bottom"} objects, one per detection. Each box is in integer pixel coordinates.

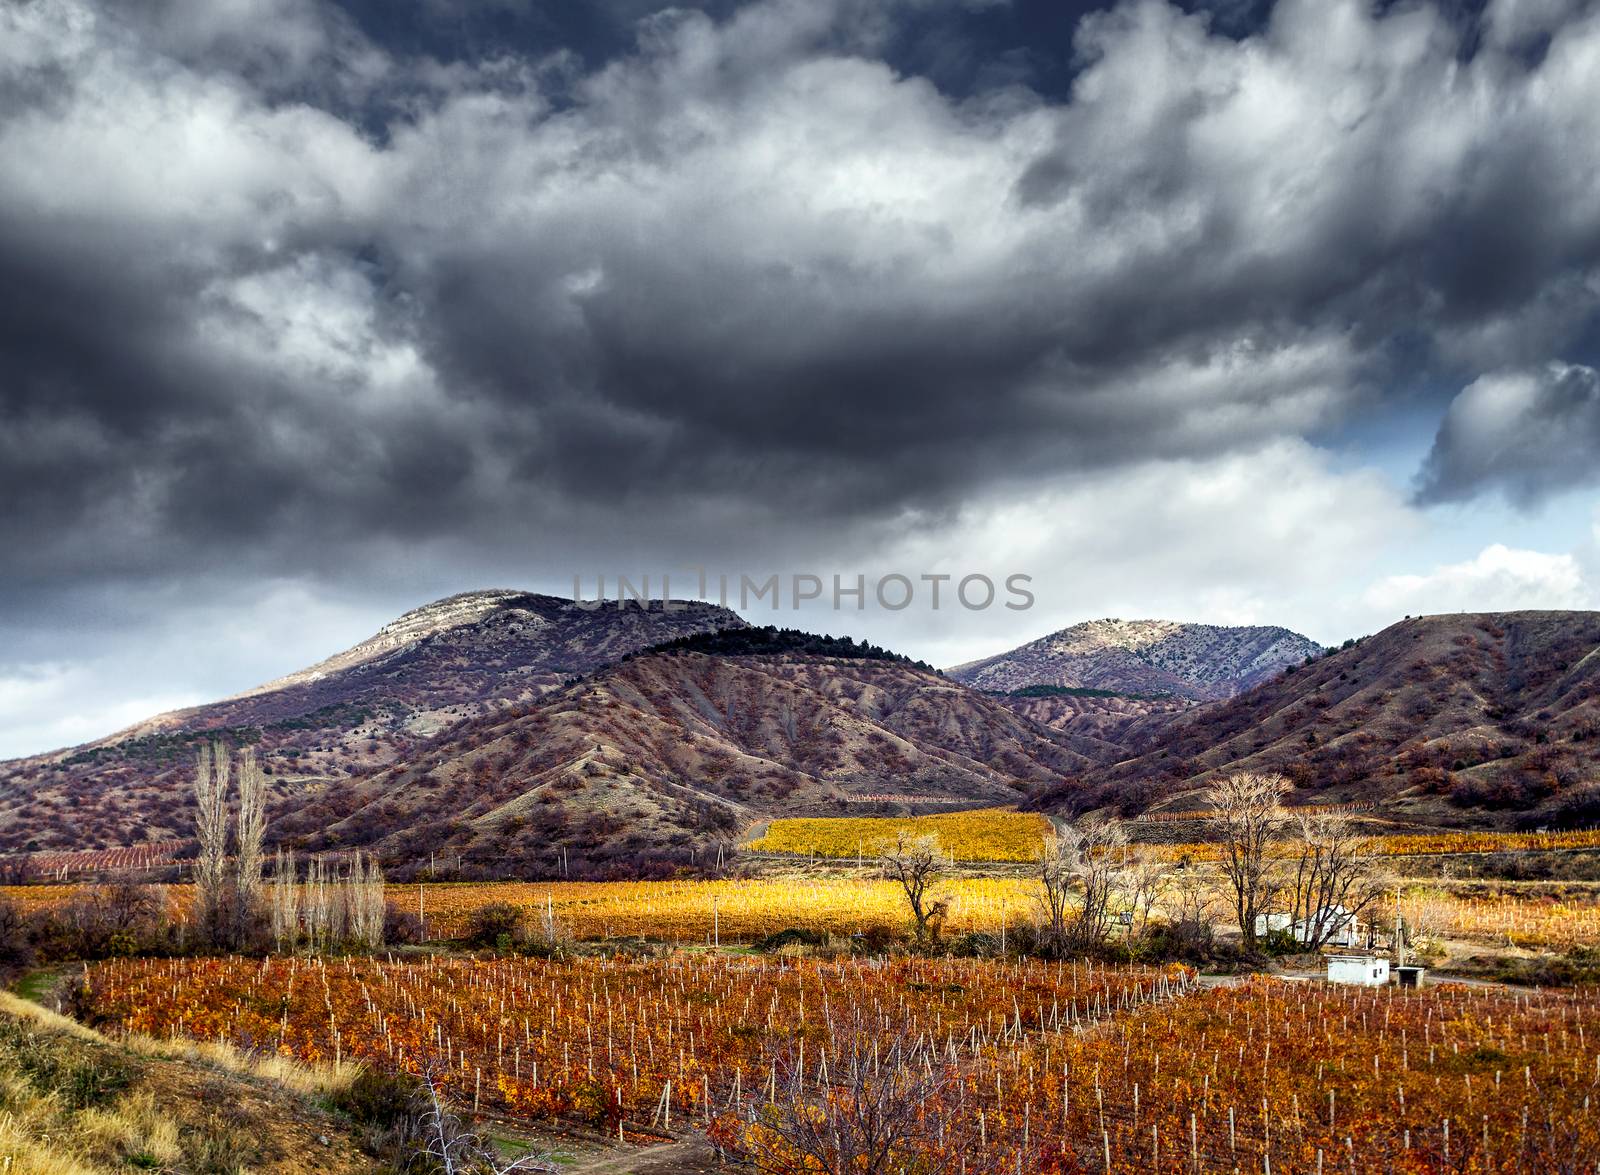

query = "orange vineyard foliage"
[
  {"left": 12, "top": 876, "right": 1600, "bottom": 949},
  {"left": 80, "top": 956, "right": 1600, "bottom": 1172}
]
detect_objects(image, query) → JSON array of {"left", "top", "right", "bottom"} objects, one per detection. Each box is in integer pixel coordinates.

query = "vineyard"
[
  {"left": 746, "top": 809, "right": 1052, "bottom": 862},
  {"left": 408, "top": 878, "right": 1038, "bottom": 942},
  {"left": 1141, "top": 826, "right": 1600, "bottom": 864},
  {"left": 4, "top": 841, "right": 186, "bottom": 878},
  {"left": 1400, "top": 889, "right": 1600, "bottom": 951},
  {"left": 79, "top": 956, "right": 1600, "bottom": 1171},
  {"left": 14, "top": 876, "right": 1600, "bottom": 951},
  {"left": 1135, "top": 803, "right": 1375, "bottom": 824}
]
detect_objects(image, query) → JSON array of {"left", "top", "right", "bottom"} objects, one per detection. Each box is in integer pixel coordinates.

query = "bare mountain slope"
[
  {"left": 950, "top": 618, "right": 1323, "bottom": 700},
  {"left": 1046, "top": 611, "right": 1600, "bottom": 824},
  {"left": 294, "top": 647, "right": 1091, "bottom": 878},
  {"left": 0, "top": 591, "right": 742, "bottom": 852}
]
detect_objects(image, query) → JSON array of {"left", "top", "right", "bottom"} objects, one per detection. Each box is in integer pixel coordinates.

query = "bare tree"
[
  {"left": 271, "top": 848, "right": 299, "bottom": 953},
  {"left": 881, "top": 834, "right": 947, "bottom": 943},
  {"left": 1167, "top": 870, "right": 1224, "bottom": 955},
  {"left": 235, "top": 746, "right": 267, "bottom": 935},
  {"left": 722, "top": 1022, "right": 957, "bottom": 1175},
  {"left": 1287, "top": 813, "right": 1389, "bottom": 948},
  {"left": 192, "top": 741, "right": 230, "bottom": 941},
  {"left": 306, "top": 855, "right": 332, "bottom": 951},
  {"left": 1117, "top": 850, "right": 1170, "bottom": 938},
  {"left": 418, "top": 1071, "right": 554, "bottom": 1173},
  {"left": 1039, "top": 817, "right": 1128, "bottom": 952},
  {"left": 348, "top": 852, "right": 386, "bottom": 949},
  {"left": 1204, "top": 772, "right": 1290, "bottom": 949}
]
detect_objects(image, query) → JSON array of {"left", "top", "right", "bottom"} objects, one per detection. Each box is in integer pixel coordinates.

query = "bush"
[
  {"left": 27, "top": 883, "right": 175, "bottom": 963},
  {"left": 854, "top": 924, "right": 899, "bottom": 955},
  {"left": 463, "top": 902, "right": 524, "bottom": 948},
  {"left": 331, "top": 1067, "right": 424, "bottom": 1129},
  {"left": 1258, "top": 928, "right": 1300, "bottom": 957},
  {"left": 753, "top": 927, "right": 825, "bottom": 953},
  {"left": 1484, "top": 951, "right": 1600, "bottom": 987},
  {"left": 383, "top": 907, "right": 424, "bottom": 945},
  {"left": 0, "top": 896, "right": 35, "bottom": 981},
  {"left": 947, "top": 931, "right": 1002, "bottom": 958}
]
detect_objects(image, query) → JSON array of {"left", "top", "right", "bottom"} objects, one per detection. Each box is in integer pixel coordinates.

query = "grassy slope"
[{"left": 0, "top": 988, "right": 373, "bottom": 1175}]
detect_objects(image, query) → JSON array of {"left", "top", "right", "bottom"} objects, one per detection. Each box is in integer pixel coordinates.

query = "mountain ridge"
[
  {"left": 288, "top": 647, "right": 1086, "bottom": 878},
  {"left": 1041, "top": 610, "right": 1600, "bottom": 826},
  {"left": 948, "top": 617, "right": 1324, "bottom": 701},
  {"left": 0, "top": 591, "right": 746, "bottom": 853}
]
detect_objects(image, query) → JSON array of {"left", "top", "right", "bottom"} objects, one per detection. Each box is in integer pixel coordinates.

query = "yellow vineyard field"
[
  {"left": 1141, "top": 826, "right": 1600, "bottom": 864},
  {"left": 1400, "top": 889, "right": 1600, "bottom": 950},
  {"left": 746, "top": 807, "right": 1051, "bottom": 862},
  {"left": 408, "top": 877, "right": 1037, "bottom": 941},
  {"left": 11, "top": 876, "right": 1600, "bottom": 949}
]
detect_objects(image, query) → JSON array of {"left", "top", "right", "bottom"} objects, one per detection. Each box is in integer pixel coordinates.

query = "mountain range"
[
  {"left": 0, "top": 591, "right": 741, "bottom": 855},
  {"left": 1044, "top": 611, "right": 1600, "bottom": 827},
  {"left": 4, "top": 597, "right": 1598, "bottom": 870},
  {"left": 285, "top": 635, "right": 1088, "bottom": 878}
]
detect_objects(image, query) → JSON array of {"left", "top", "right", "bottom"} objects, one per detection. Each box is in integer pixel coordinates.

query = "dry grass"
[
  {"left": 125, "top": 1032, "right": 361, "bottom": 1098},
  {"left": 0, "top": 988, "right": 368, "bottom": 1175}
]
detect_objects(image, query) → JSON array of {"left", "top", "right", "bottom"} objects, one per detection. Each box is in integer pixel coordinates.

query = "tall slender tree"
[
  {"left": 271, "top": 847, "right": 299, "bottom": 953},
  {"left": 193, "top": 741, "right": 230, "bottom": 941},
  {"left": 235, "top": 746, "right": 267, "bottom": 932}
]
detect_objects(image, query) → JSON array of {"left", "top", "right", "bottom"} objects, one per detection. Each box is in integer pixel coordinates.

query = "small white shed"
[{"left": 1327, "top": 955, "right": 1389, "bottom": 986}]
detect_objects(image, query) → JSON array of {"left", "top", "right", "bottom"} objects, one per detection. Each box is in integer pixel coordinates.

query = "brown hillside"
[
  {"left": 0, "top": 592, "right": 742, "bottom": 853},
  {"left": 1044, "top": 611, "right": 1600, "bottom": 826},
  {"left": 294, "top": 650, "right": 1087, "bottom": 879},
  {"left": 994, "top": 693, "right": 1192, "bottom": 755}
]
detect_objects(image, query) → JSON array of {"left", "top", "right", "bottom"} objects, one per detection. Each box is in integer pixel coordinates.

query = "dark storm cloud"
[
  {"left": 3, "top": 0, "right": 1600, "bottom": 609},
  {"left": 1415, "top": 362, "right": 1600, "bottom": 507}
]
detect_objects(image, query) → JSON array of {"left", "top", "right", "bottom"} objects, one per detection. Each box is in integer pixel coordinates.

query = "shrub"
[
  {"left": 331, "top": 1067, "right": 423, "bottom": 1129},
  {"left": 463, "top": 902, "right": 524, "bottom": 948},
  {"left": 947, "top": 931, "right": 1002, "bottom": 958},
  {"left": 382, "top": 907, "right": 424, "bottom": 945},
  {"left": 0, "top": 896, "right": 35, "bottom": 980},
  {"left": 753, "top": 927, "right": 825, "bottom": 953},
  {"left": 854, "top": 924, "right": 899, "bottom": 955}
]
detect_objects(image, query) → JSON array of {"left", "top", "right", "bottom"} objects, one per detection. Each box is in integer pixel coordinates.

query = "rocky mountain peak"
[{"left": 949, "top": 618, "right": 1324, "bottom": 701}]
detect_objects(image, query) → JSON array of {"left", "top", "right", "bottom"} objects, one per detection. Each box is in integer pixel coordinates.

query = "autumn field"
[
  {"left": 1136, "top": 825, "right": 1600, "bottom": 864},
  {"left": 12, "top": 875, "right": 1600, "bottom": 950},
  {"left": 406, "top": 877, "right": 1039, "bottom": 941},
  {"left": 78, "top": 955, "right": 1600, "bottom": 1171},
  {"left": 746, "top": 808, "right": 1053, "bottom": 862},
  {"left": 744, "top": 810, "right": 1600, "bottom": 868},
  {"left": 1400, "top": 889, "right": 1600, "bottom": 951}
]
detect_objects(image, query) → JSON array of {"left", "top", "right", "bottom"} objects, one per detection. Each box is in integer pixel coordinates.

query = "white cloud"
[
  {"left": 1362, "top": 543, "right": 1597, "bottom": 618},
  {"left": 0, "top": 663, "right": 202, "bottom": 761},
  {"left": 0, "top": 579, "right": 402, "bottom": 759},
  {"left": 797, "top": 438, "right": 1420, "bottom": 665}
]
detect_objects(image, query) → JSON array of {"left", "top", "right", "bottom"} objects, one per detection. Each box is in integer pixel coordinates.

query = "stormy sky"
[{"left": 4, "top": 0, "right": 1600, "bottom": 758}]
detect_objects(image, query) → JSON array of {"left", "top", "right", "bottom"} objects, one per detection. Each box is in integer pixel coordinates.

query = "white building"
[
  {"left": 1327, "top": 955, "right": 1389, "bottom": 986},
  {"left": 1253, "top": 904, "right": 1362, "bottom": 948}
]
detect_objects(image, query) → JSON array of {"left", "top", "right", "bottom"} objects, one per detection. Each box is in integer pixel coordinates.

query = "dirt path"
[{"left": 567, "top": 1137, "right": 721, "bottom": 1174}]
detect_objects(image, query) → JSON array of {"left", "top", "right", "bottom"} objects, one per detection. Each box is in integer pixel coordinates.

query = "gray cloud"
[
  {"left": 4, "top": 0, "right": 1600, "bottom": 741},
  {"left": 1415, "top": 362, "right": 1600, "bottom": 506}
]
